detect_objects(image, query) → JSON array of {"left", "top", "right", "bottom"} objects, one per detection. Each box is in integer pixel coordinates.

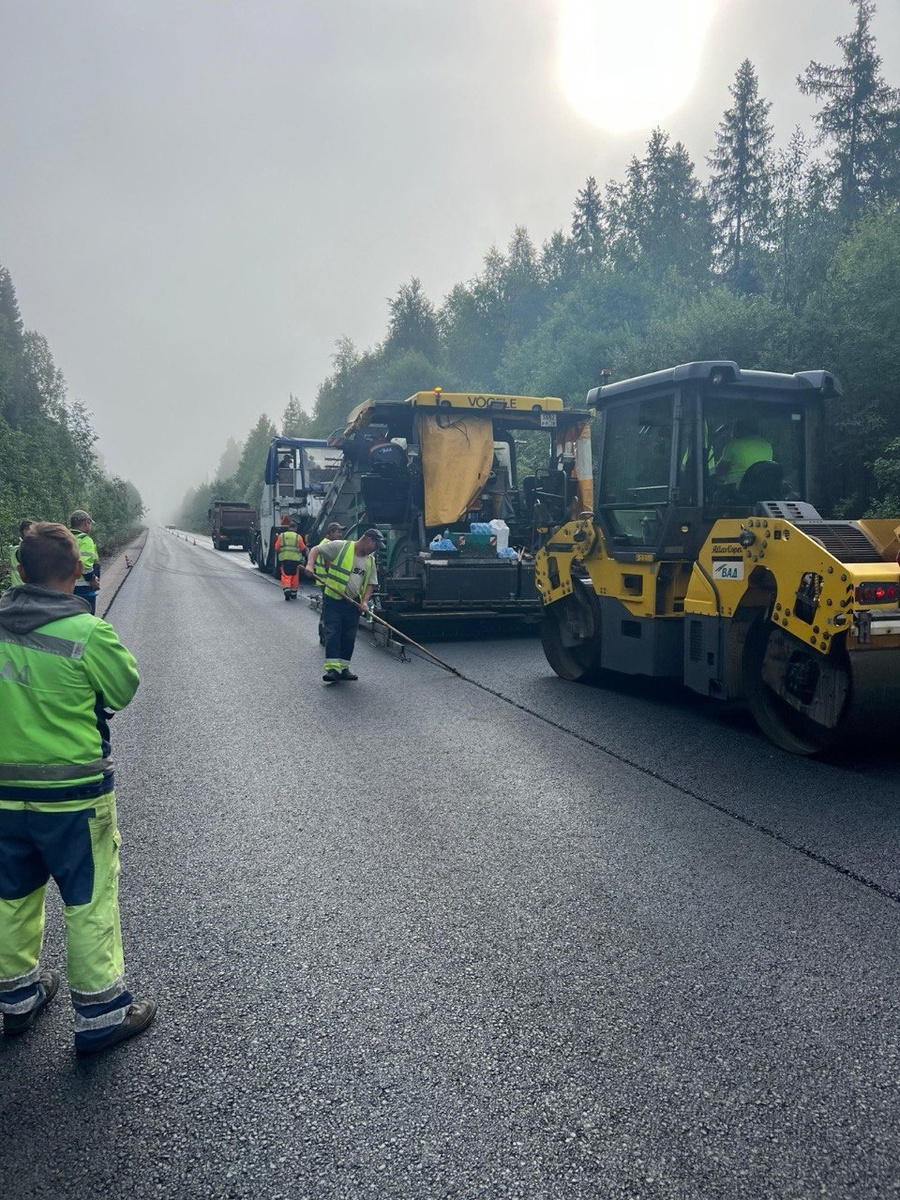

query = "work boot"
[
  {"left": 322, "top": 668, "right": 341, "bottom": 682},
  {"left": 339, "top": 669, "right": 358, "bottom": 681},
  {"left": 75, "top": 999, "right": 158, "bottom": 1057},
  {"left": 3, "top": 969, "right": 61, "bottom": 1036},
  {"left": 283, "top": 590, "right": 291, "bottom": 601}
]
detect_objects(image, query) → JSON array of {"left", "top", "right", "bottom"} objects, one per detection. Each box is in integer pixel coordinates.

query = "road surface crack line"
[{"left": 452, "top": 671, "right": 900, "bottom": 909}]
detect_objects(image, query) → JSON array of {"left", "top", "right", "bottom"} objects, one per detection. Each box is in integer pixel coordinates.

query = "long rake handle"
[{"left": 365, "top": 609, "right": 464, "bottom": 677}]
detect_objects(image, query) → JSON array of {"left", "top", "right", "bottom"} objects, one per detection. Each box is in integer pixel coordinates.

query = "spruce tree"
[
  {"left": 281, "top": 394, "right": 313, "bottom": 437},
  {"left": 232, "top": 414, "right": 277, "bottom": 503},
  {"left": 606, "top": 129, "right": 713, "bottom": 283},
  {"left": 572, "top": 176, "right": 603, "bottom": 259},
  {"left": 385, "top": 278, "right": 439, "bottom": 362},
  {"left": 707, "top": 60, "right": 774, "bottom": 289},
  {"left": 798, "top": 0, "right": 900, "bottom": 224},
  {"left": 500, "top": 226, "right": 546, "bottom": 345}
]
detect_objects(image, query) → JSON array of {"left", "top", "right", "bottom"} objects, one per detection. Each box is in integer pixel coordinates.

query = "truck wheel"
[
  {"left": 742, "top": 618, "right": 850, "bottom": 756},
  {"left": 540, "top": 582, "right": 603, "bottom": 683}
]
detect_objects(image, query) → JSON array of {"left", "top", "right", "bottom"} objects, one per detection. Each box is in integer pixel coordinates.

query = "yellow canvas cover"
[{"left": 418, "top": 411, "right": 494, "bottom": 528}]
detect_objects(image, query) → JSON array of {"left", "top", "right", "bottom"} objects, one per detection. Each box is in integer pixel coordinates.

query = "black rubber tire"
[
  {"left": 540, "top": 583, "right": 603, "bottom": 683},
  {"left": 742, "top": 618, "right": 849, "bottom": 756}
]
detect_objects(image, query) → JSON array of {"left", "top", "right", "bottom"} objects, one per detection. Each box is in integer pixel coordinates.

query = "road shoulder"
[{"left": 98, "top": 527, "right": 149, "bottom": 619}]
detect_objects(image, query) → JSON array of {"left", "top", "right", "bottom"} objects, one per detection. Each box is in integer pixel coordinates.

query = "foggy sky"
[{"left": 2, "top": 0, "right": 898, "bottom": 520}]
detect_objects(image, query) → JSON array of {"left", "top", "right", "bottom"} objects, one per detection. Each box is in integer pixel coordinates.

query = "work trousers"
[
  {"left": 74, "top": 581, "right": 97, "bottom": 615},
  {"left": 0, "top": 789, "right": 132, "bottom": 1049},
  {"left": 322, "top": 595, "right": 360, "bottom": 672},
  {"left": 279, "top": 559, "right": 301, "bottom": 591}
]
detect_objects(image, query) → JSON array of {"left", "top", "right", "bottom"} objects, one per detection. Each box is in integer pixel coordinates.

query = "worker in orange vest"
[{"left": 273, "top": 516, "right": 306, "bottom": 601}]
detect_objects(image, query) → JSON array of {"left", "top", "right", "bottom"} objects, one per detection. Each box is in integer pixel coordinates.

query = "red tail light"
[{"left": 856, "top": 582, "right": 899, "bottom": 604}]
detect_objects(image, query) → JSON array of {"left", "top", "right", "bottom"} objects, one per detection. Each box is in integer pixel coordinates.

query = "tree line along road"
[{"left": 3, "top": 525, "right": 900, "bottom": 1200}]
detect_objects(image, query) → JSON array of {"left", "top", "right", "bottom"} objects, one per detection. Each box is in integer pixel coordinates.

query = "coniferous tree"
[
  {"left": 0, "top": 262, "right": 143, "bottom": 568},
  {"left": 770, "top": 127, "right": 810, "bottom": 311},
  {"left": 0, "top": 267, "right": 27, "bottom": 427},
  {"left": 311, "top": 337, "right": 375, "bottom": 435},
  {"left": 385, "top": 278, "right": 440, "bottom": 362},
  {"left": 540, "top": 230, "right": 581, "bottom": 299},
  {"left": 572, "top": 176, "right": 603, "bottom": 259},
  {"left": 798, "top": 0, "right": 900, "bottom": 224},
  {"left": 230, "top": 414, "right": 277, "bottom": 503},
  {"left": 605, "top": 129, "right": 714, "bottom": 283},
  {"left": 499, "top": 226, "right": 546, "bottom": 346},
  {"left": 438, "top": 246, "right": 508, "bottom": 389},
  {"left": 215, "top": 437, "right": 243, "bottom": 480},
  {"left": 281, "top": 394, "right": 313, "bottom": 437},
  {"left": 707, "top": 59, "right": 774, "bottom": 288}
]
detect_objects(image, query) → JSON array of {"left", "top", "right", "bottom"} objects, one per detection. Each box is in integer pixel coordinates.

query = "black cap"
[{"left": 362, "top": 527, "right": 386, "bottom": 547}]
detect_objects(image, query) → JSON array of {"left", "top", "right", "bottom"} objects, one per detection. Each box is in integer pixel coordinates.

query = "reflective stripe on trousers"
[{"left": 0, "top": 790, "right": 131, "bottom": 1039}]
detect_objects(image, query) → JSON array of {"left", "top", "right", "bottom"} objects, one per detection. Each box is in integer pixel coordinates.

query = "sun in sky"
[{"left": 558, "top": 0, "right": 716, "bottom": 134}]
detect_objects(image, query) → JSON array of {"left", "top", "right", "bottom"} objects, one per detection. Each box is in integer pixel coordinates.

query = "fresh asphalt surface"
[{"left": 3, "top": 527, "right": 900, "bottom": 1200}]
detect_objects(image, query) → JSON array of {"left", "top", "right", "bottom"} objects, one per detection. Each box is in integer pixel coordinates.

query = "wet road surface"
[{"left": 3, "top": 527, "right": 899, "bottom": 1199}]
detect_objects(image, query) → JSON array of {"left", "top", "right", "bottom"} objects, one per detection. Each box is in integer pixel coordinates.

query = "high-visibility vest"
[
  {"left": 313, "top": 539, "right": 329, "bottom": 586},
  {"left": 313, "top": 535, "right": 339, "bottom": 586},
  {"left": 276, "top": 529, "right": 304, "bottom": 563},
  {"left": 323, "top": 541, "right": 374, "bottom": 601},
  {"left": 717, "top": 436, "right": 773, "bottom": 487},
  {"left": 71, "top": 529, "right": 99, "bottom": 577},
  {"left": 0, "top": 606, "right": 138, "bottom": 795}
]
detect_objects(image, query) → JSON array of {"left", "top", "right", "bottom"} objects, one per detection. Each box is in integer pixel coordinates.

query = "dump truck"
[
  {"left": 308, "top": 390, "right": 594, "bottom": 625},
  {"left": 209, "top": 501, "right": 257, "bottom": 551},
  {"left": 250, "top": 437, "right": 343, "bottom": 573},
  {"left": 535, "top": 361, "right": 900, "bottom": 755}
]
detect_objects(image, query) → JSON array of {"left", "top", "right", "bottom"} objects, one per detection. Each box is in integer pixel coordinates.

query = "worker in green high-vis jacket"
[
  {"left": 0, "top": 522, "right": 156, "bottom": 1055},
  {"left": 68, "top": 509, "right": 101, "bottom": 614},
  {"left": 5, "top": 518, "right": 35, "bottom": 586}
]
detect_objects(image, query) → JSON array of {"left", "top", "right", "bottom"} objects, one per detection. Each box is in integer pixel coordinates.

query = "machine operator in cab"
[{"left": 714, "top": 420, "right": 774, "bottom": 488}]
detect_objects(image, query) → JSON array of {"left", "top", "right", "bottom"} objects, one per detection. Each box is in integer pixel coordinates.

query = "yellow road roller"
[{"left": 535, "top": 361, "right": 900, "bottom": 755}]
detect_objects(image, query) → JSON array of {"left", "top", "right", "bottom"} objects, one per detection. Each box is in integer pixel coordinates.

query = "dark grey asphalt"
[{"left": 3, "top": 527, "right": 900, "bottom": 1200}]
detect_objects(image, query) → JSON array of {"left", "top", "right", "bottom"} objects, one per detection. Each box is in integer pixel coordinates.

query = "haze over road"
[{"left": 3, "top": 528, "right": 899, "bottom": 1199}]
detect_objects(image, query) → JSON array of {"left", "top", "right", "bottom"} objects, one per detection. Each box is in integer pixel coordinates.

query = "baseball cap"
[
  {"left": 363, "top": 527, "right": 386, "bottom": 546},
  {"left": 325, "top": 521, "right": 346, "bottom": 534},
  {"left": 70, "top": 509, "right": 92, "bottom": 525}
]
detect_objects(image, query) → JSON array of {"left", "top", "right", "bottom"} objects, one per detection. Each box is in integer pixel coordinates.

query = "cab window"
[
  {"left": 597, "top": 395, "right": 675, "bottom": 545},
  {"left": 703, "top": 397, "right": 805, "bottom": 505}
]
